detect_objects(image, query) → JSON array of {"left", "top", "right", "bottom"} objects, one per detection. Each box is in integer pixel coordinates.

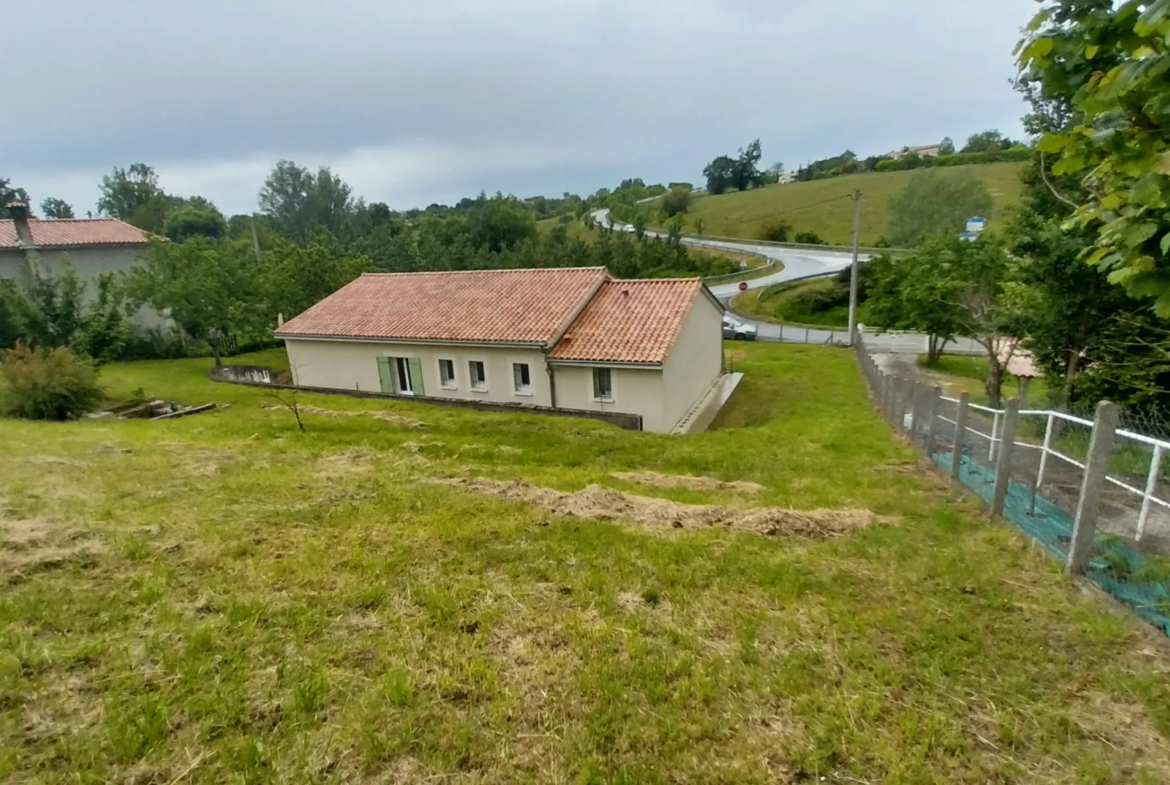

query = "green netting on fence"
[{"left": 935, "top": 452, "right": 1170, "bottom": 636}]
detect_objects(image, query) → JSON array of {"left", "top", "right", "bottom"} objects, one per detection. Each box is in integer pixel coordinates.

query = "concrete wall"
[
  {"left": 553, "top": 365, "right": 666, "bottom": 432},
  {"left": 661, "top": 295, "right": 725, "bottom": 432},
  {"left": 284, "top": 338, "right": 554, "bottom": 407},
  {"left": 0, "top": 246, "right": 147, "bottom": 288},
  {"left": 0, "top": 245, "right": 164, "bottom": 327}
]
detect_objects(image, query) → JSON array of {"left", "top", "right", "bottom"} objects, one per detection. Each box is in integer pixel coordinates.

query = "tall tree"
[
  {"left": 961, "top": 130, "right": 1011, "bottom": 153},
  {"left": 887, "top": 170, "right": 994, "bottom": 247},
  {"left": 1018, "top": 0, "right": 1170, "bottom": 315},
  {"left": 97, "top": 164, "right": 163, "bottom": 220},
  {"left": 39, "top": 198, "right": 75, "bottom": 219},
  {"left": 258, "top": 160, "right": 356, "bottom": 241},
  {"left": 732, "top": 139, "right": 764, "bottom": 192},
  {"left": 939, "top": 137, "right": 956, "bottom": 156},
  {"left": 703, "top": 156, "right": 736, "bottom": 195}
]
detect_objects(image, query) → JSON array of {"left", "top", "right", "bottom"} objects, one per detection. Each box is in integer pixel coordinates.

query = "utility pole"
[{"left": 847, "top": 190, "right": 862, "bottom": 346}]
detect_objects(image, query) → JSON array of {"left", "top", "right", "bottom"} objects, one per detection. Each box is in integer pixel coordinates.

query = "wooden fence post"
[
  {"left": 952, "top": 392, "right": 971, "bottom": 480},
  {"left": 1067, "top": 401, "right": 1120, "bottom": 575},
  {"left": 925, "top": 386, "right": 942, "bottom": 458},
  {"left": 991, "top": 399, "right": 1020, "bottom": 516}
]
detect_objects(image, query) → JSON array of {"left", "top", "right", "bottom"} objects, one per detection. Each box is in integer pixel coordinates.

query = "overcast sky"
[{"left": 4, "top": 0, "right": 1035, "bottom": 217}]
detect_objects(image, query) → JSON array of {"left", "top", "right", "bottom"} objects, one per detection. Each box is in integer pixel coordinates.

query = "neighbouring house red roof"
[
  {"left": 275, "top": 268, "right": 613, "bottom": 346},
  {"left": 0, "top": 218, "right": 149, "bottom": 249},
  {"left": 548, "top": 279, "right": 711, "bottom": 364}
]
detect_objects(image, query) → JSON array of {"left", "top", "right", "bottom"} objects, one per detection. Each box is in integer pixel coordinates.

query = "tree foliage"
[
  {"left": 39, "top": 198, "right": 74, "bottom": 219},
  {"left": 0, "top": 179, "right": 30, "bottom": 218},
  {"left": 703, "top": 156, "right": 736, "bottom": 195},
  {"left": 98, "top": 164, "right": 163, "bottom": 220},
  {"left": 662, "top": 186, "right": 692, "bottom": 217},
  {"left": 887, "top": 170, "right": 994, "bottom": 247},
  {"left": 1018, "top": 0, "right": 1170, "bottom": 314},
  {"left": 163, "top": 203, "right": 228, "bottom": 243},
  {"left": 259, "top": 161, "right": 358, "bottom": 241},
  {"left": 126, "top": 239, "right": 262, "bottom": 365}
]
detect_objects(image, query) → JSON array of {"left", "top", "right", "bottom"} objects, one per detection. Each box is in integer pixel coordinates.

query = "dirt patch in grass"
[
  {"left": 260, "top": 402, "right": 426, "bottom": 429},
  {"left": 0, "top": 516, "right": 103, "bottom": 573},
  {"left": 612, "top": 471, "right": 764, "bottom": 494},
  {"left": 428, "top": 477, "right": 884, "bottom": 538}
]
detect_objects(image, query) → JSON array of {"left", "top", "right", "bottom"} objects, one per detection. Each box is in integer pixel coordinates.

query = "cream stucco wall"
[
  {"left": 284, "top": 338, "right": 554, "bottom": 407},
  {"left": 661, "top": 295, "right": 725, "bottom": 431},
  {"left": 552, "top": 365, "right": 667, "bottom": 432}
]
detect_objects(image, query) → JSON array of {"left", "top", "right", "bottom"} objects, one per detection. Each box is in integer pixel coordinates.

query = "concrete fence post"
[
  {"left": 925, "top": 386, "right": 942, "bottom": 458},
  {"left": 1067, "top": 401, "right": 1120, "bottom": 575},
  {"left": 951, "top": 392, "right": 971, "bottom": 480},
  {"left": 911, "top": 384, "right": 928, "bottom": 443},
  {"left": 991, "top": 399, "right": 1021, "bottom": 516},
  {"left": 901, "top": 378, "right": 916, "bottom": 434}
]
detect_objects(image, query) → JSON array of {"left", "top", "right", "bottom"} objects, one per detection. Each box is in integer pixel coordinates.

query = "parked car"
[{"left": 722, "top": 316, "right": 758, "bottom": 341}]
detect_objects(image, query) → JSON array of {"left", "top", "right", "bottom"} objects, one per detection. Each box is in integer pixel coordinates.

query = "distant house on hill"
[
  {"left": 274, "top": 267, "right": 728, "bottom": 433},
  {"left": 1, "top": 202, "right": 150, "bottom": 290},
  {"left": 887, "top": 144, "right": 944, "bottom": 160}
]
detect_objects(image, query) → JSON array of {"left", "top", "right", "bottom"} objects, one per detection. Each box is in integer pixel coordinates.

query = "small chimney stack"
[{"left": 6, "top": 203, "right": 32, "bottom": 246}]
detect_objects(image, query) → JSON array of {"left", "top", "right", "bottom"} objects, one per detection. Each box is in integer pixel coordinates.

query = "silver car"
[{"left": 722, "top": 316, "right": 758, "bottom": 341}]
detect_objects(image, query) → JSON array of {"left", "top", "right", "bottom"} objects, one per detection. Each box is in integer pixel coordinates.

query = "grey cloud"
[{"left": 5, "top": 0, "right": 1035, "bottom": 216}]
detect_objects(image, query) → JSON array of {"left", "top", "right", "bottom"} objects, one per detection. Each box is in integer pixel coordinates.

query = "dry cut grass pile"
[{"left": 430, "top": 477, "right": 886, "bottom": 538}]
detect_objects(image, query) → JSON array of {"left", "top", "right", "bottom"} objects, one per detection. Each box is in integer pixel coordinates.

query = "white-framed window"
[
  {"left": 469, "top": 360, "right": 488, "bottom": 392},
  {"left": 394, "top": 357, "right": 414, "bottom": 396},
  {"left": 592, "top": 367, "right": 613, "bottom": 401},
  {"left": 512, "top": 363, "right": 532, "bottom": 396},
  {"left": 438, "top": 358, "right": 457, "bottom": 390}
]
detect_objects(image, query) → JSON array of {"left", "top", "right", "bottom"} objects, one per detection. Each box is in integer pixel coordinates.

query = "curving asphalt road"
[{"left": 589, "top": 208, "right": 861, "bottom": 301}]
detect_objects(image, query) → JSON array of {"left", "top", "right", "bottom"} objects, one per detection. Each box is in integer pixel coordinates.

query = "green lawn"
[
  {"left": 676, "top": 163, "right": 1025, "bottom": 246},
  {"left": 919, "top": 354, "right": 1050, "bottom": 409},
  {"left": 2, "top": 344, "right": 1170, "bottom": 782},
  {"left": 731, "top": 278, "right": 871, "bottom": 329}
]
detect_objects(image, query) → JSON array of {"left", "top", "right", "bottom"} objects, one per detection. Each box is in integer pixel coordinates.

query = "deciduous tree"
[
  {"left": 98, "top": 164, "right": 163, "bottom": 220},
  {"left": 39, "top": 198, "right": 74, "bottom": 219}
]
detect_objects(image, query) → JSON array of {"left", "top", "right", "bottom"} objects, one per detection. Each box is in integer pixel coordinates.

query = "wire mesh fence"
[{"left": 855, "top": 341, "right": 1170, "bottom": 636}]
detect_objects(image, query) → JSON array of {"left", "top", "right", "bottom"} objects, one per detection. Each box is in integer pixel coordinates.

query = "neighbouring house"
[
  {"left": 887, "top": 144, "right": 944, "bottom": 160},
  {"left": 1, "top": 203, "right": 150, "bottom": 287},
  {"left": 274, "top": 267, "right": 728, "bottom": 433}
]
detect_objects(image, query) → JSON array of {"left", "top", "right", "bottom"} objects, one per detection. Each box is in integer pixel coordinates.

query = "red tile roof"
[
  {"left": 549, "top": 279, "right": 710, "bottom": 364},
  {"left": 275, "top": 268, "right": 612, "bottom": 346},
  {"left": 0, "top": 218, "right": 149, "bottom": 249}
]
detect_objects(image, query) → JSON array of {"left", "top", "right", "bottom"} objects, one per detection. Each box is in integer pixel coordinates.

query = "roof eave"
[
  {"left": 274, "top": 332, "right": 548, "bottom": 349},
  {"left": 546, "top": 358, "right": 664, "bottom": 368}
]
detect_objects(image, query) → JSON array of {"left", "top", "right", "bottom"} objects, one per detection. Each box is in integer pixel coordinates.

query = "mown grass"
[
  {"left": 919, "top": 354, "right": 1050, "bottom": 409},
  {"left": 2, "top": 344, "right": 1170, "bottom": 783},
  {"left": 731, "top": 278, "right": 871, "bottom": 329},
  {"left": 680, "top": 163, "right": 1025, "bottom": 246}
]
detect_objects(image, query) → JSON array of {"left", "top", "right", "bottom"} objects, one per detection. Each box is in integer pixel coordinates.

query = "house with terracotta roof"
[
  {"left": 274, "top": 267, "right": 728, "bottom": 433},
  {"left": 1, "top": 203, "right": 150, "bottom": 294}
]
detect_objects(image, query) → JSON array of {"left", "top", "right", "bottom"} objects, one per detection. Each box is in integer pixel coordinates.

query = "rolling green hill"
[{"left": 677, "top": 162, "right": 1025, "bottom": 246}]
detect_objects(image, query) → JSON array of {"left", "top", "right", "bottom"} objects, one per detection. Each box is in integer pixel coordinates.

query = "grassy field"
[
  {"left": 731, "top": 278, "right": 871, "bottom": 329},
  {"left": 3, "top": 344, "right": 1170, "bottom": 783},
  {"left": 673, "top": 163, "right": 1025, "bottom": 246}
]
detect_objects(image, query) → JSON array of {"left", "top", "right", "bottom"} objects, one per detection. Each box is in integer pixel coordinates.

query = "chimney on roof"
[{"left": 6, "top": 203, "right": 32, "bottom": 245}]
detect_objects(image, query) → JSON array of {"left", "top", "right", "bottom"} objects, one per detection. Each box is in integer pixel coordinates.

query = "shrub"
[
  {"left": 794, "top": 231, "right": 826, "bottom": 245},
  {"left": 662, "top": 187, "right": 692, "bottom": 217},
  {"left": 758, "top": 220, "right": 792, "bottom": 242},
  {"left": 790, "top": 283, "right": 849, "bottom": 313},
  {"left": 0, "top": 343, "right": 104, "bottom": 420}
]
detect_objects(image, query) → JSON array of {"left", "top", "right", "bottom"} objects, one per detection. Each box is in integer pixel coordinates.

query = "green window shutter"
[
  {"left": 408, "top": 357, "right": 426, "bottom": 397},
  {"left": 377, "top": 357, "right": 394, "bottom": 394}
]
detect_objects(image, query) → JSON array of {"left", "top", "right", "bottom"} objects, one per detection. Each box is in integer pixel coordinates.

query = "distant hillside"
[{"left": 675, "top": 162, "right": 1025, "bottom": 246}]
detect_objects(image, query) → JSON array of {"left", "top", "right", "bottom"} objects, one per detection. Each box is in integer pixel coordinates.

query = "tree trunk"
[
  {"left": 1059, "top": 347, "right": 1082, "bottom": 408},
  {"left": 211, "top": 336, "right": 222, "bottom": 367},
  {"left": 986, "top": 355, "right": 1005, "bottom": 409},
  {"left": 927, "top": 335, "right": 950, "bottom": 366}
]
